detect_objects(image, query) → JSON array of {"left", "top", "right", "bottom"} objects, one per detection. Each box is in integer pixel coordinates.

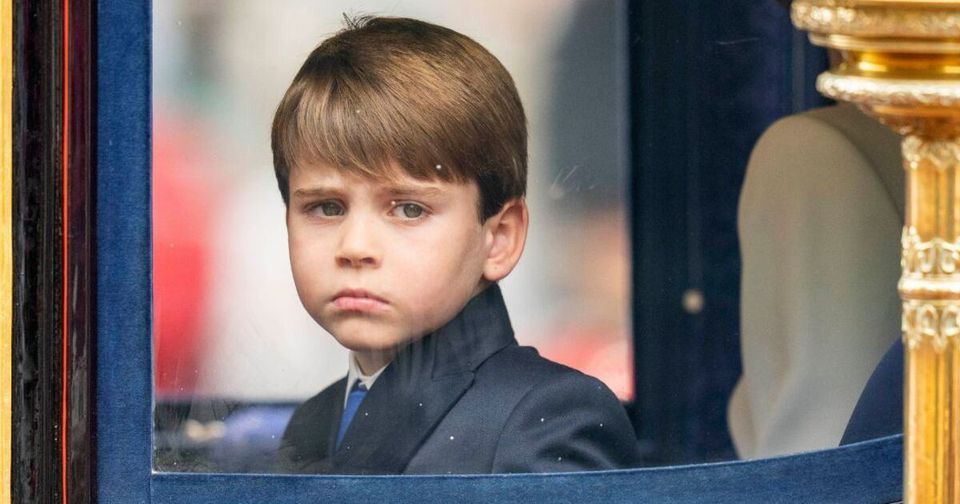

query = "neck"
[{"left": 355, "top": 349, "right": 395, "bottom": 375}]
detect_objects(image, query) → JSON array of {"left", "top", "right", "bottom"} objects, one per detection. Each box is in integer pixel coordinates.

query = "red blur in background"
[{"left": 152, "top": 113, "right": 219, "bottom": 397}]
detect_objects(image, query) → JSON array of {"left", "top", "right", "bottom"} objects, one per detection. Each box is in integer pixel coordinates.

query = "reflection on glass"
[{"left": 152, "top": 0, "right": 629, "bottom": 473}]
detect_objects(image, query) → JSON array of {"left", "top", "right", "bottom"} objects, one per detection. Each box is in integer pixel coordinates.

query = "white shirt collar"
[{"left": 344, "top": 352, "right": 387, "bottom": 408}]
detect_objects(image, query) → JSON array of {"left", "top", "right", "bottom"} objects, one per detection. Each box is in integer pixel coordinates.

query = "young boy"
[{"left": 272, "top": 16, "right": 638, "bottom": 474}]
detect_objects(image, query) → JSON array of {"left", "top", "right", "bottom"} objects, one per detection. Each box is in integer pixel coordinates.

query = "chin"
[{"left": 330, "top": 325, "right": 414, "bottom": 353}]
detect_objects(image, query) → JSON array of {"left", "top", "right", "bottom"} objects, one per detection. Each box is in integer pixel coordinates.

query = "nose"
[{"left": 335, "top": 214, "right": 380, "bottom": 269}]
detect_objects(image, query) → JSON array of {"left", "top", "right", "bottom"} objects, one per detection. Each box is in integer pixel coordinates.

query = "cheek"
[
  {"left": 287, "top": 228, "right": 333, "bottom": 295},
  {"left": 395, "top": 223, "right": 485, "bottom": 293}
]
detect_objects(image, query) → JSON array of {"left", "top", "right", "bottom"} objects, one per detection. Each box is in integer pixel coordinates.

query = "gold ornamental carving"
[
  {"left": 901, "top": 227, "right": 960, "bottom": 276},
  {"left": 902, "top": 136, "right": 960, "bottom": 171},
  {"left": 902, "top": 301, "right": 960, "bottom": 350}
]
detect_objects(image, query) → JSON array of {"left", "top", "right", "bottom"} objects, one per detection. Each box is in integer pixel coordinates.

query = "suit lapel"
[
  {"left": 332, "top": 362, "right": 474, "bottom": 474},
  {"left": 330, "top": 284, "right": 516, "bottom": 474},
  {"left": 280, "top": 376, "right": 346, "bottom": 473},
  {"left": 324, "top": 380, "right": 347, "bottom": 459}
]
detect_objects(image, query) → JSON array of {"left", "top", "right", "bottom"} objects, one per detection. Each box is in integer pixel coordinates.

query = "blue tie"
[{"left": 336, "top": 381, "right": 368, "bottom": 449}]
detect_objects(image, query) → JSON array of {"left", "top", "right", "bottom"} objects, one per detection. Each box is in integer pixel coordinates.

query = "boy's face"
[{"left": 286, "top": 161, "right": 491, "bottom": 358}]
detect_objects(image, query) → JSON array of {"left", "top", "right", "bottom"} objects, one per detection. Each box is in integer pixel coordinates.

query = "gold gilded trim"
[
  {"left": 0, "top": 0, "right": 11, "bottom": 501},
  {"left": 793, "top": 1, "right": 960, "bottom": 39},
  {"left": 810, "top": 33, "right": 960, "bottom": 53},
  {"left": 817, "top": 72, "right": 960, "bottom": 107}
]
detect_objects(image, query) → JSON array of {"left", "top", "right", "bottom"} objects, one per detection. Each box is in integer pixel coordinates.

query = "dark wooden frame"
[{"left": 12, "top": 0, "right": 96, "bottom": 501}]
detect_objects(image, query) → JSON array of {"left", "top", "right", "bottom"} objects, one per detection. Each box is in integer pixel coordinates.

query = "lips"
[{"left": 332, "top": 289, "right": 389, "bottom": 312}]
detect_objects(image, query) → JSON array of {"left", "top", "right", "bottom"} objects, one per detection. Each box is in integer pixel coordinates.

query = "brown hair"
[{"left": 271, "top": 16, "right": 527, "bottom": 220}]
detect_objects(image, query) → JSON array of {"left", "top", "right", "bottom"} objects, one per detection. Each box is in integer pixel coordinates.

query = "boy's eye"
[
  {"left": 391, "top": 202, "right": 426, "bottom": 219},
  {"left": 317, "top": 201, "right": 344, "bottom": 217},
  {"left": 402, "top": 204, "right": 424, "bottom": 218}
]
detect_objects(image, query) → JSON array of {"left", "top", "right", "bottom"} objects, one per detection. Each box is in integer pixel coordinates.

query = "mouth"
[{"left": 331, "top": 288, "right": 390, "bottom": 313}]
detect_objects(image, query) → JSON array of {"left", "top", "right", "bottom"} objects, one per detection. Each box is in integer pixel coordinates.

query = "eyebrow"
[
  {"left": 291, "top": 186, "right": 345, "bottom": 199},
  {"left": 380, "top": 186, "right": 445, "bottom": 198},
  {"left": 291, "top": 185, "right": 446, "bottom": 200}
]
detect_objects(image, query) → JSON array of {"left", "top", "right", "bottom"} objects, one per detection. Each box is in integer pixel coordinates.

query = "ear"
[{"left": 482, "top": 198, "right": 529, "bottom": 282}]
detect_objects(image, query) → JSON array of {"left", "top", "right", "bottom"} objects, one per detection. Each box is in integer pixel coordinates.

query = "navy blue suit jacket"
[
  {"left": 278, "top": 285, "right": 640, "bottom": 474},
  {"left": 841, "top": 338, "right": 903, "bottom": 445}
]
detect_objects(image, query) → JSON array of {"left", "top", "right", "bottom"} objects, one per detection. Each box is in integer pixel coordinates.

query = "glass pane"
[{"left": 152, "top": 0, "right": 631, "bottom": 473}]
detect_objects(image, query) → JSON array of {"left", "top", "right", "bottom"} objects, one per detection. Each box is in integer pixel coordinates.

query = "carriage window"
[{"left": 152, "top": 0, "right": 631, "bottom": 473}]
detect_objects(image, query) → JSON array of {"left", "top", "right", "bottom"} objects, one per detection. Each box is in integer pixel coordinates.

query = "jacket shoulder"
[
  {"left": 475, "top": 345, "right": 618, "bottom": 402},
  {"left": 479, "top": 344, "right": 583, "bottom": 379},
  {"left": 477, "top": 346, "right": 639, "bottom": 471}
]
